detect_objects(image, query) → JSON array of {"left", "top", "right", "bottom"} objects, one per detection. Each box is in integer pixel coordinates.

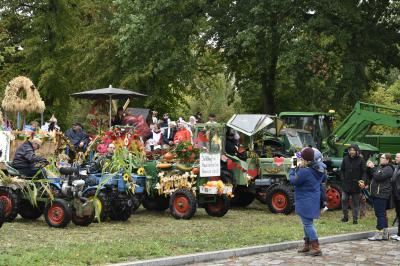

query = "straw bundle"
[{"left": 2, "top": 76, "right": 45, "bottom": 113}]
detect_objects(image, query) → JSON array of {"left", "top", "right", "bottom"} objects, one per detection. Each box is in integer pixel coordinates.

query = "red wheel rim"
[
  {"left": 207, "top": 198, "right": 224, "bottom": 212},
  {"left": 271, "top": 193, "right": 287, "bottom": 211},
  {"left": 47, "top": 205, "right": 65, "bottom": 225},
  {"left": 173, "top": 195, "right": 190, "bottom": 215},
  {"left": 0, "top": 195, "right": 12, "bottom": 216},
  {"left": 326, "top": 187, "right": 341, "bottom": 209}
]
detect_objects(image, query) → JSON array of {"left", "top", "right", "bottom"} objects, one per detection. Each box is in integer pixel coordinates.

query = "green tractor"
[
  {"left": 279, "top": 101, "right": 400, "bottom": 210},
  {"left": 221, "top": 114, "right": 317, "bottom": 214}
]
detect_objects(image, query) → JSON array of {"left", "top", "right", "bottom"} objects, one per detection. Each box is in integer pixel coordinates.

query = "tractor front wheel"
[
  {"left": 266, "top": 185, "right": 294, "bottom": 215},
  {"left": 44, "top": 199, "right": 72, "bottom": 228},
  {"left": 205, "top": 196, "right": 230, "bottom": 217},
  {"left": 169, "top": 189, "right": 197, "bottom": 219},
  {"left": 0, "top": 187, "right": 19, "bottom": 222}
]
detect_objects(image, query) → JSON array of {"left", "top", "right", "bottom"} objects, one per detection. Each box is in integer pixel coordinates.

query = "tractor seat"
[{"left": 5, "top": 162, "right": 21, "bottom": 176}]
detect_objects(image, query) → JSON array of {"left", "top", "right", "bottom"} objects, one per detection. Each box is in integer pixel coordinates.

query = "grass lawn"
[{"left": 0, "top": 201, "right": 395, "bottom": 266}]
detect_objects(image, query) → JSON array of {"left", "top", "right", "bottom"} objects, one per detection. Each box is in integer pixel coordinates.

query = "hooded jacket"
[
  {"left": 340, "top": 144, "right": 367, "bottom": 193},
  {"left": 289, "top": 166, "right": 326, "bottom": 219}
]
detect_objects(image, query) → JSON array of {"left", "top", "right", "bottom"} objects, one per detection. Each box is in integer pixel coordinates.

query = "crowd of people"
[
  {"left": 137, "top": 111, "right": 218, "bottom": 151},
  {"left": 290, "top": 145, "right": 400, "bottom": 257}
]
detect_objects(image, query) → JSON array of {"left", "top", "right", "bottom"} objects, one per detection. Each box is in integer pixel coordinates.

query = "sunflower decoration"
[
  {"left": 123, "top": 173, "right": 131, "bottom": 182},
  {"left": 137, "top": 167, "right": 145, "bottom": 176}
]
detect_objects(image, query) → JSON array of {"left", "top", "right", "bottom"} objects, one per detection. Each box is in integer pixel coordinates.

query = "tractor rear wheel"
[
  {"left": 169, "top": 189, "right": 197, "bottom": 219},
  {"left": 109, "top": 197, "right": 132, "bottom": 221},
  {"left": 205, "top": 196, "right": 230, "bottom": 217},
  {"left": 326, "top": 183, "right": 342, "bottom": 210},
  {"left": 0, "top": 187, "right": 19, "bottom": 222},
  {"left": 266, "top": 185, "right": 294, "bottom": 215},
  {"left": 18, "top": 199, "right": 42, "bottom": 220},
  {"left": 44, "top": 199, "right": 72, "bottom": 228}
]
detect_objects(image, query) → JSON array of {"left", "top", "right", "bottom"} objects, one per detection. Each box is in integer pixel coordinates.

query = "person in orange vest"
[{"left": 174, "top": 121, "right": 192, "bottom": 144}]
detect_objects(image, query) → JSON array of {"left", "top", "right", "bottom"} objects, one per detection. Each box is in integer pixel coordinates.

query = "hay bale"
[{"left": 2, "top": 76, "right": 45, "bottom": 113}]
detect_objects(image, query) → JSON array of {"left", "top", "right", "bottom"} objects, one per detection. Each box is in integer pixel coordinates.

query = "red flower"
[
  {"left": 188, "top": 145, "right": 193, "bottom": 151},
  {"left": 182, "top": 149, "right": 187, "bottom": 152}
]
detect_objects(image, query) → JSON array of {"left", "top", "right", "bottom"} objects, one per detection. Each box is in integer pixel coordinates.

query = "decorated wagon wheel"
[
  {"left": 1, "top": 76, "right": 45, "bottom": 114},
  {"left": 44, "top": 199, "right": 72, "bottom": 228},
  {"left": 205, "top": 195, "right": 230, "bottom": 217},
  {"left": 266, "top": 185, "right": 294, "bottom": 215},
  {"left": 169, "top": 189, "right": 197, "bottom": 219},
  {"left": 0, "top": 187, "right": 20, "bottom": 222},
  {"left": 326, "top": 184, "right": 342, "bottom": 210}
]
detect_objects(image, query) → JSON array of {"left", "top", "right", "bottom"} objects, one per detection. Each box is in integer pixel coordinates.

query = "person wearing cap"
[
  {"left": 163, "top": 121, "right": 177, "bottom": 147},
  {"left": 289, "top": 147, "right": 326, "bottom": 256},
  {"left": 340, "top": 144, "right": 367, "bottom": 224},
  {"left": 11, "top": 138, "right": 49, "bottom": 177},
  {"left": 65, "top": 122, "right": 89, "bottom": 151}
]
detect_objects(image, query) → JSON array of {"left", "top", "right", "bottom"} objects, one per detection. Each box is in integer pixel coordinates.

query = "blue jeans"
[
  {"left": 372, "top": 196, "right": 388, "bottom": 230},
  {"left": 300, "top": 216, "right": 318, "bottom": 241}
]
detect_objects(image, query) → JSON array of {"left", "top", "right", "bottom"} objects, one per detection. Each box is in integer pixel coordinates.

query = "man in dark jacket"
[
  {"left": 162, "top": 121, "right": 177, "bottom": 146},
  {"left": 391, "top": 153, "right": 400, "bottom": 241},
  {"left": 65, "top": 122, "right": 89, "bottom": 151},
  {"left": 340, "top": 144, "right": 367, "bottom": 224},
  {"left": 12, "top": 139, "right": 49, "bottom": 177}
]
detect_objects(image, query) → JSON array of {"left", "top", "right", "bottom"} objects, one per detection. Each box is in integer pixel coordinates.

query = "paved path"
[{"left": 191, "top": 239, "right": 400, "bottom": 266}]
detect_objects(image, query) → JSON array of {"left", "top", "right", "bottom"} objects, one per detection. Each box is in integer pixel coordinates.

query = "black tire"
[
  {"left": 266, "top": 185, "right": 294, "bottom": 215},
  {"left": 109, "top": 200, "right": 131, "bottom": 221},
  {"left": 0, "top": 200, "right": 5, "bottom": 228},
  {"left": 231, "top": 190, "right": 255, "bottom": 207},
  {"left": 83, "top": 189, "right": 109, "bottom": 222},
  {"left": 325, "top": 183, "right": 342, "bottom": 210},
  {"left": 44, "top": 199, "right": 72, "bottom": 228},
  {"left": 169, "top": 189, "right": 197, "bottom": 219},
  {"left": 18, "top": 199, "right": 42, "bottom": 220},
  {"left": 205, "top": 196, "right": 230, "bottom": 217},
  {"left": 0, "top": 187, "right": 20, "bottom": 222},
  {"left": 131, "top": 194, "right": 142, "bottom": 213},
  {"left": 142, "top": 194, "right": 169, "bottom": 211},
  {"left": 255, "top": 187, "right": 268, "bottom": 204}
]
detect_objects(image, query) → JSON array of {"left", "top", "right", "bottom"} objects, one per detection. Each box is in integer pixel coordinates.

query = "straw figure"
[{"left": 2, "top": 76, "right": 45, "bottom": 113}]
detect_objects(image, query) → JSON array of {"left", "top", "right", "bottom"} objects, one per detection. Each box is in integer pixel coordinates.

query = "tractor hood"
[{"left": 227, "top": 114, "right": 274, "bottom": 136}]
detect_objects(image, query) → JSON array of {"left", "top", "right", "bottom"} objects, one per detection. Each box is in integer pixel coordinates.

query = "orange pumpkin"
[{"left": 163, "top": 152, "right": 175, "bottom": 162}]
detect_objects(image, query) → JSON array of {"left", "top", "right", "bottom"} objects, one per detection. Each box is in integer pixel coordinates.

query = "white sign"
[
  {"left": 200, "top": 153, "right": 220, "bottom": 177},
  {"left": 0, "top": 132, "right": 11, "bottom": 163}
]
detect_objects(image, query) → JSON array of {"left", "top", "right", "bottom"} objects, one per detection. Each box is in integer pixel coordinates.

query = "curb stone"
[{"left": 111, "top": 228, "right": 396, "bottom": 266}]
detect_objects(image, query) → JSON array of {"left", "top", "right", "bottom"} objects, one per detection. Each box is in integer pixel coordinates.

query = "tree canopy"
[{"left": 0, "top": 0, "right": 399, "bottom": 128}]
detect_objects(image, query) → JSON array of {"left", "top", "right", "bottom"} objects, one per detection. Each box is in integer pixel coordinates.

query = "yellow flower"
[
  {"left": 123, "top": 173, "right": 130, "bottom": 182},
  {"left": 137, "top": 167, "right": 145, "bottom": 175}
]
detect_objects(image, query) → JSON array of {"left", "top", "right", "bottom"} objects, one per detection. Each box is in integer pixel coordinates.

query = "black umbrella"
[{"left": 70, "top": 85, "right": 147, "bottom": 127}]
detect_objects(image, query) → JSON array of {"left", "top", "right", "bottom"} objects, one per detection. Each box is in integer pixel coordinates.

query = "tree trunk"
[{"left": 261, "top": 13, "right": 280, "bottom": 115}]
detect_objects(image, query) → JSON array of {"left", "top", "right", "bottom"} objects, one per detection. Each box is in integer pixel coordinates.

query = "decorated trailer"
[{"left": 142, "top": 123, "right": 233, "bottom": 219}]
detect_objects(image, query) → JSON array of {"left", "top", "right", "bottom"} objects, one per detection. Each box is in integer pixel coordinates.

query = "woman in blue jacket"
[{"left": 289, "top": 147, "right": 326, "bottom": 256}]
